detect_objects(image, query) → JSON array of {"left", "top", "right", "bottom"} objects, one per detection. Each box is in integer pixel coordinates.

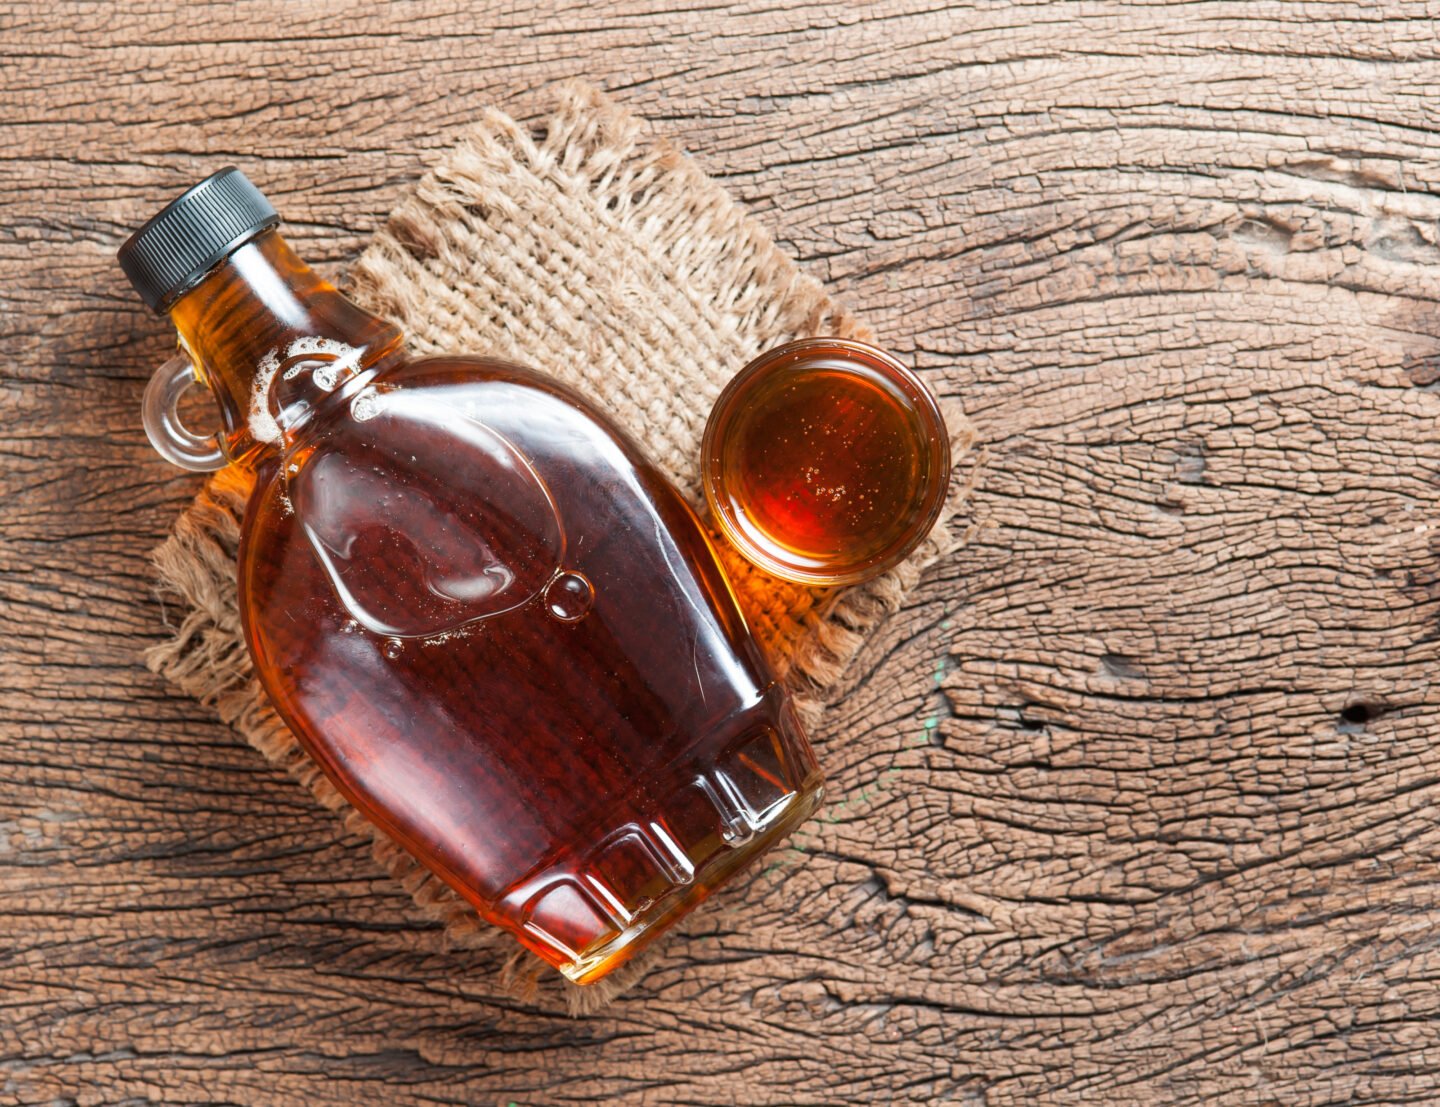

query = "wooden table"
[{"left": 7, "top": 2, "right": 1440, "bottom": 1103}]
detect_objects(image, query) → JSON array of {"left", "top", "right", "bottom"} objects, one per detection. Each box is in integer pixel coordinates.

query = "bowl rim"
[{"left": 700, "top": 337, "right": 951, "bottom": 587}]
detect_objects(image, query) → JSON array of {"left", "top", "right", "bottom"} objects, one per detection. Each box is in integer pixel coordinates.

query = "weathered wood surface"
[{"left": 6, "top": 2, "right": 1440, "bottom": 1103}]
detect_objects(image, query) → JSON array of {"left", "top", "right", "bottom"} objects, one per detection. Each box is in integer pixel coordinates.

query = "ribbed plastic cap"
[{"left": 117, "top": 167, "right": 279, "bottom": 313}]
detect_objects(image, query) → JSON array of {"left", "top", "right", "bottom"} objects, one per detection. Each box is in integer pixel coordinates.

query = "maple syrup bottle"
[{"left": 121, "top": 168, "right": 823, "bottom": 983}]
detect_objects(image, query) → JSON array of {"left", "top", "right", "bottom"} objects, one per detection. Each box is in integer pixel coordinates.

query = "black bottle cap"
[{"left": 117, "top": 166, "right": 279, "bottom": 314}]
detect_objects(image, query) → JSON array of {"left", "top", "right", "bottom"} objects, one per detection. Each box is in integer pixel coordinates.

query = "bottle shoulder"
[
  {"left": 381, "top": 353, "right": 568, "bottom": 391},
  {"left": 360, "top": 354, "right": 659, "bottom": 472},
  {"left": 241, "top": 353, "right": 695, "bottom": 559},
  {"left": 238, "top": 351, "right": 716, "bottom": 626}
]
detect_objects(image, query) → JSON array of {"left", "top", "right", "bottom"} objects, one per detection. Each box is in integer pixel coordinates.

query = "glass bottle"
[{"left": 121, "top": 168, "right": 823, "bottom": 984}]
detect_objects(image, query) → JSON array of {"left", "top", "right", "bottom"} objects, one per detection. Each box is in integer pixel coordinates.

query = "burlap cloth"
[{"left": 147, "top": 81, "right": 976, "bottom": 1014}]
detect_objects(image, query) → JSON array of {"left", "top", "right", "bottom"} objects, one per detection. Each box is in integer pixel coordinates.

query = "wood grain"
[{"left": 6, "top": 1, "right": 1440, "bottom": 1103}]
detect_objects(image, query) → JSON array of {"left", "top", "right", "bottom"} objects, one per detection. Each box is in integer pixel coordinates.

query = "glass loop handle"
[{"left": 143, "top": 353, "right": 227, "bottom": 472}]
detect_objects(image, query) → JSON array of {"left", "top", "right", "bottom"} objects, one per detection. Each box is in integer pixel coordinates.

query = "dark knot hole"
[{"left": 1340, "top": 701, "right": 1387, "bottom": 729}]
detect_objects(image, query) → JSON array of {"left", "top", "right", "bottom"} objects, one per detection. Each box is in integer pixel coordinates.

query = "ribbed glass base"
[
  {"left": 560, "top": 775, "right": 824, "bottom": 983},
  {"left": 493, "top": 707, "right": 823, "bottom": 984}
]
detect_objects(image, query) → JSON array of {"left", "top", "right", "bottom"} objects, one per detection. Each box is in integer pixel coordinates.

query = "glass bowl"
[{"left": 702, "top": 338, "right": 950, "bottom": 587}]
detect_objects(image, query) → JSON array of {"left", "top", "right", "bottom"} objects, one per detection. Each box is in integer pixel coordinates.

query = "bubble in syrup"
[
  {"left": 383, "top": 638, "right": 404, "bottom": 660},
  {"left": 544, "top": 570, "right": 595, "bottom": 622}
]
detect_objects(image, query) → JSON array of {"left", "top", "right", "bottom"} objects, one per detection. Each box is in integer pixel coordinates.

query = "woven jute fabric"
[{"left": 147, "top": 81, "right": 976, "bottom": 1014}]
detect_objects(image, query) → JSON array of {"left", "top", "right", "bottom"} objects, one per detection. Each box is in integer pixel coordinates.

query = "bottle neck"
[{"left": 167, "top": 228, "right": 404, "bottom": 467}]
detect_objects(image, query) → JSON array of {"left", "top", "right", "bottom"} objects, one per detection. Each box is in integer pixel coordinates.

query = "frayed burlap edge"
[{"left": 145, "top": 81, "right": 977, "bottom": 1016}]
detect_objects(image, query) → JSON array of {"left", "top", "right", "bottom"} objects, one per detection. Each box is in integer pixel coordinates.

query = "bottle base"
[
  {"left": 560, "top": 774, "right": 823, "bottom": 984},
  {"left": 493, "top": 707, "right": 823, "bottom": 985}
]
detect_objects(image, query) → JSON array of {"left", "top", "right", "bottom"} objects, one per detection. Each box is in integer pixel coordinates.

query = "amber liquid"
[
  {"left": 705, "top": 342, "right": 948, "bottom": 585},
  {"left": 169, "top": 231, "right": 823, "bottom": 983}
]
